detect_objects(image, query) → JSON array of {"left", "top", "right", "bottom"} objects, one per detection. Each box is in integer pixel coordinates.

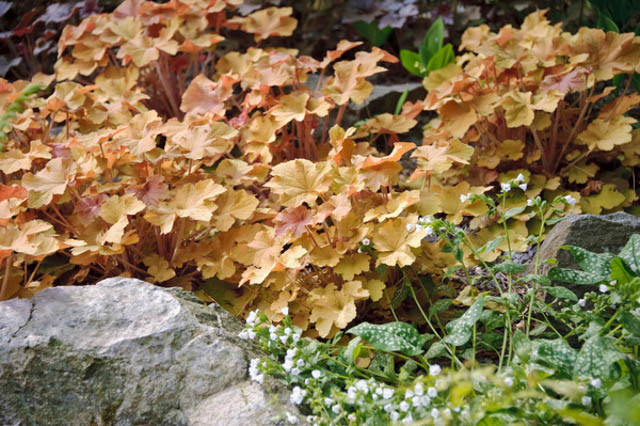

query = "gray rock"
[
  {"left": 530, "top": 212, "right": 640, "bottom": 283},
  {"left": 0, "top": 277, "right": 303, "bottom": 426}
]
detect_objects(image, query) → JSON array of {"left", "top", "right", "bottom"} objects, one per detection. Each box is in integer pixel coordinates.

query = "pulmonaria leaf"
[
  {"left": 443, "top": 294, "right": 485, "bottom": 346},
  {"left": 548, "top": 245, "right": 615, "bottom": 285},
  {"left": 573, "top": 335, "right": 625, "bottom": 381},
  {"left": 618, "top": 234, "right": 640, "bottom": 274},
  {"left": 347, "top": 321, "right": 428, "bottom": 356},
  {"left": 529, "top": 338, "right": 576, "bottom": 377}
]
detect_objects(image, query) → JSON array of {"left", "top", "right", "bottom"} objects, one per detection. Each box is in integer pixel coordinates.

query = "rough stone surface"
[
  {"left": 0, "top": 277, "right": 303, "bottom": 426},
  {"left": 530, "top": 212, "right": 640, "bottom": 279}
]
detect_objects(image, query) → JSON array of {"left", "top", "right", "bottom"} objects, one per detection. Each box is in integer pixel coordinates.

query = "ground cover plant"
[{"left": 0, "top": 0, "right": 640, "bottom": 423}]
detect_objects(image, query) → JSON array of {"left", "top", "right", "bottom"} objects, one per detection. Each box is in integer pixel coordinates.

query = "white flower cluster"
[
  {"left": 290, "top": 386, "right": 306, "bottom": 405},
  {"left": 282, "top": 347, "right": 305, "bottom": 376},
  {"left": 249, "top": 358, "right": 264, "bottom": 384},
  {"left": 239, "top": 309, "right": 261, "bottom": 340},
  {"left": 500, "top": 173, "right": 527, "bottom": 193}
]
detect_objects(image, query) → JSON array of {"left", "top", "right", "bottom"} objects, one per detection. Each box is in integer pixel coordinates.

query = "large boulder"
[
  {"left": 531, "top": 212, "right": 640, "bottom": 278},
  {"left": 0, "top": 277, "right": 303, "bottom": 425}
]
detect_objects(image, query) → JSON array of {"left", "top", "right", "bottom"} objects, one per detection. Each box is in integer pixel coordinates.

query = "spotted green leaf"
[
  {"left": 530, "top": 338, "right": 576, "bottom": 377},
  {"left": 618, "top": 234, "right": 640, "bottom": 275},
  {"left": 543, "top": 286, "right": 578, "bottom": 301},
  {"left": 548, "top": 245, "right": 615, "bottom": 285},
  {"left": 443, "top": 295, "right": 485, "bottom": 346},
  {"left": 347, "top": 321, "right": 428, "bottom": 356},
  {"left": 610, "top": 257, "right": 637, "bottom": 285},
  {"left": 573, "top": 335, "right": 625, "bottom": 381}
]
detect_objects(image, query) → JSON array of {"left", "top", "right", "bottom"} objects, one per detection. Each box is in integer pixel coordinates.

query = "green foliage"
[
  {"left": 353, "top": 21, "right": 393, "bottom": 47},
  {"left": 347, "top": 321, "right": 429, "bottom": 356},
  {"left": 400, "top": 17, "right": 455, "bottom": 77}
]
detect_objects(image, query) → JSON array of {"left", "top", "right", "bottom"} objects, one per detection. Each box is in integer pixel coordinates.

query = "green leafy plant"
[
  {"left": 399, "top": 17, "right": 455, "bottom": 77},
  {"left": 353, "top": 21, "right": 393, "bottom": 47}
]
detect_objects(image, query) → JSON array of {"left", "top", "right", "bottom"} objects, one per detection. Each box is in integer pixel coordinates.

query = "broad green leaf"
[
  {"left": 347, "top": 321, "right": 428, "bottom": 356},
  {"left": 353, "top": 20, "right": 393, "bottom": 47},
  {"left": 530, "top": 338, "right": 576, "bottom": 376},
  {"left": 618, "top": 234, "right": 640, "bottom": 274},
  {"left": 429, "top": 298, "right": 452, "bottom": 318},
  {"left": 479, "top": 235, "right": 503, "bottom": 254},
  {"left": 443, "top": 295, "right": 485, "bottom": 346},
  {"left": 425, "top": 44, "right": 455, "bottom": 74},
  {"left": 422, "top": 17, "right": 444, "bottom": 62},
  {"left": 548, "top": 267, "right": 606, "bottom": 285},
  {"left": 400, "top": 49, "right": 425, "bottom": 77},
  {"left": 548, "top": 245, "right": 615, "bottom": 285},
  {"left": 573, "top": 335, "right": 625, "bottom": 380},
  {"left": 610, "top": 257, "right": 637, "bottom": 285},
  {"left": 425, "top": 340, "right": 447, "bottom": 359},
  {"left": 597, "top": 14, "right": 620, "bottom": 32},
  {"left": 620, "top": 311, "right": 640, "bottom": 337},
  {"left": 513, "top": 329, "right": 532, "bottom": 362},
  {"left": 494, "top": 261, "right": 527, "bottom": 274},
  {"left": 504, "top": 205, "right": 527, "bottom": 220},
  {"left": 544, "top": 286, "right": 578, "bottom": 302}
]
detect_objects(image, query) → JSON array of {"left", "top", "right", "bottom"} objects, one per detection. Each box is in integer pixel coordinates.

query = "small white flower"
[
  {"left": 636, "top": 307, "right": 640, "bottom": 316},
  {"left": 324, "top": 397, "right": 333, "bottom": 405},
  {"left": 390, "top": 411, "right": 400, "bottom": 421},
  {"left": 504, "top": 377, "right": 514, "bottom": 387},
  {"left": 599, "top": 284, "right": 609, "bottom": 293},
  {"left": 527, "top": 199, "right": 534, "bottom": 207},
  {"left": 270, "top": 332, "right": 278, "bottom": 341},
  {"left": 246, "top": 310, "right": 258, "bottom": 326},
  {"left": 355, "top": 380, "right": 369, "bottom": 394},
  {"left": 404, "top": 389, "right": 414, "bottom": 399},
  {"left": 452, "top": 406, "right": 461, "bottom": 413},
  {"left": 348, "top": 414, "right": 357, "bottom": 422},
  {"left": 280, "top": 306, "right": 289, "bottom": 316},
  {"left": 429, "top": 364, "right": 442, "bottom": 376},
  {"left": 362, "top": 238, "right": 370, "bottom": 246},
  {"left": 412, "top": 396, "right": 422, "bottom": 407},
  {"left": 331, "top": 404, "right": 341, "bottom": 414},
  {"left": 306, "top": 416, "right": 316, "bottom": 423},
  {"left": 591, "top": 378, "right": 602, "bottom": 388},
  {"left": 518, "top": 183, "right": 527, "bottom": 191},
  {"left": 285, "top": 412, "right": 299, "bottom": 424},
  {"left": 296, "top": 359, "right": 305, "bottom": 367},
  {"left": 383, "top": 388, "right": 394, "bottom": 399},
  {"left": 422, "top": 216, "right": 434, "bottom": 224},
  {"left": 290, "top": 386, "right": 306, "bottom": 405},
  {"left": 582, "top": 396, "right": 592, "bottom": 406},
  {"left": 286, "top": 348, "right": 297, "bottom": 359},
  {"left": 406, "top": 223, "right": 415, "bottom": 231},
  {"left": 610, "top": 280, "right": 617, "bottom": 286},
  {"left": 284, "top": 327, "right": 292, "bottom": 335},
  {"left": 399, "top": 401, "right": 410, "bottom": 412},
  {"left": 283, "top": 359, "right": 294, "bottom": 372},
  {"left": 291, "top": 333, "right": 300, "bottom": 343},
  {"left": 459, "top": 193, "right": 469, "bottom": 203},
  {"left": 372, "top": 393, "right": 379, "bottom": 401},
  {"left": 279, "top": 335, "right": 289, "bottom": 344},
  {"left": 402, "top": 414, "right": 414, "bottom": 424},
  {"left": 384, "top": 403, "right": 393, "bottom": 413},
  {"left": 515, "top": 173, "right": 525, "bottom": 183},
  {"left": 427, "top": 387, "right": 437, "bottom": 398},
  {"left": 501, "top": 182, "right": 511, "bottom": 192},
  {"left": 357, "top": 248, "right": 362, "bottom": 253},
  {"left": 311, "top": 369, "right": 322, "bottom": 379},
  {"left": 269, "top": 325, "right": 278, "bottom": 333},
  {"left": 425, "top": 225, "right": 434, "bottom": 235},
  {"left": 564, "top": 194, "right": 577, "bottom": 206},
  {"left": 414, "top": 382, "right": 424, "bottom": 396},
  {"left": 291, "top": 367, "right": 300, "bottom": 376},
  {"left": 578, "top": 298, "right": 586, "bottom": 307},
  {"left": 419, "top": 395, "right": 431, "bottom": 406},
  {"left": 431, "top": 408, "right": 440, "bottom": 418}
]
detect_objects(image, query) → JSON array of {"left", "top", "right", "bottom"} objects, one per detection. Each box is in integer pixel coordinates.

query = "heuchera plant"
[
  {"left": 411, "top": 10, "right": 640, "bottom": 258},
  {"left": 0, "top": 0, "right": 451, "bottom": 337}
]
